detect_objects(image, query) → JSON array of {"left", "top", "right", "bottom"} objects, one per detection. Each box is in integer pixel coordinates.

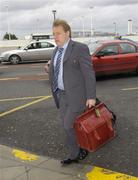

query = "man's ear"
[{"left": 67, "top": 31, "right": 70, "bottom": 37}]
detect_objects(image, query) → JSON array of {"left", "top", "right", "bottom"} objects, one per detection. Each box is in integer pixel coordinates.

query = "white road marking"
[
  {"left": 122, "top": 87, "right": 138, "bottom": 91},
  {"left": 0, "top": 66, "right": 9, "bottom": 69},
  {"left": 0, "top": 77, "right": 19, "bottom": 81}
]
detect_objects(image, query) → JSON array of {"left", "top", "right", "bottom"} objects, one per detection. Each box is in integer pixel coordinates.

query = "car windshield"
[
  {"left": 87, "top": 41, "right": 102, "bottom": 55},
  {"left": 20, "top": 42, "right": 32, "bottom": 50}
]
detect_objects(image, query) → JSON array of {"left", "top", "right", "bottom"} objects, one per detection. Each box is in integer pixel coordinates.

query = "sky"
[{"left": 0, "top": 0, "right": 138, "bottom": 39}]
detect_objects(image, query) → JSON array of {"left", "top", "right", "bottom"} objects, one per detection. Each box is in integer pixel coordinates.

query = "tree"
[{"left": 3, "top": 32, "right": 18, "bottom": 40}]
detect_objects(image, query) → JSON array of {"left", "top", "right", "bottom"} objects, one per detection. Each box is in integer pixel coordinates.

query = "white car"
[{"left": 0, "top": 40, "right": 56, "bottom": 64}]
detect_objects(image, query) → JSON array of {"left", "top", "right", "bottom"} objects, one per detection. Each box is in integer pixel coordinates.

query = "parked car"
[
  {"left": 0, "top": 40, "right": 56, "bottom": 64},
  {"left": 88, "top": 40, "right": 138, "bottom": 75}
]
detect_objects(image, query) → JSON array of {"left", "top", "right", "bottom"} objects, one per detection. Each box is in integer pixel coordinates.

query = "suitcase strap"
[{"left": 94, "top": 130, "right": 101, "bottom": 140}]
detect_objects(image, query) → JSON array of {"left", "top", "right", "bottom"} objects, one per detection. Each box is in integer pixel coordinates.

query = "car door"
[
  {"left": 117, "top": 42, "right": 138, "bottom": 72},
  {"left": 20, "top": 42, "right": 41, "bottom": 61},
  {"left": 38, "top": 42, "right": 55, "bottom": 60},
  {"left": 93, "top": 44, "right": 120, "bottom": 75}
]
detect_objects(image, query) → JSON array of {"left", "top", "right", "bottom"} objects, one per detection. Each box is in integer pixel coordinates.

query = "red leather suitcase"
[{"left": 74, "top": 102, "right": 115, "bottom": 152}]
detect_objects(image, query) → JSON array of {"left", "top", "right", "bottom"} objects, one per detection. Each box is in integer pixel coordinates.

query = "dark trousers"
[{"left": 58, "top": 90, "right": 84, "bottom": 159}]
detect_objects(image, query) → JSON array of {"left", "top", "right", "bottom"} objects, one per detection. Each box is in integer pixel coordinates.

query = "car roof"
[
  {"left": 99, "top": 39, "right": 137, "bottom": 45},
  {"left": 31, "top": 39, "right": 55, "bottom": 43},
  {"left": 27, "top": 39, "right": 56, "bottom": 46}
]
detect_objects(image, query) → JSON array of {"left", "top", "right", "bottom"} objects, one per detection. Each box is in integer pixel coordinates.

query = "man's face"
[{"left": 53, "top": 25, "right": 69, "bottom": 47}]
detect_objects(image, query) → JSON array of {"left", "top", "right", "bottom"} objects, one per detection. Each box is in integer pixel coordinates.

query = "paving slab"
[
  {"left": 0, "top": 144, "right": 90, "bottom": 180},
  {"left": 38, "top": 158, "right": 93, "bottom": 179},
  {"left": 0, "top": 166, "right": 26, "bottom": 180},
  {"left": 15, "top": 167, "right": 71, "bottom": 180},
  {"left": 0, "top": 144, "right": 138, "bottom": 180},
  {"left": 0, "top": 156, "right": 23, "bottom": 169}
]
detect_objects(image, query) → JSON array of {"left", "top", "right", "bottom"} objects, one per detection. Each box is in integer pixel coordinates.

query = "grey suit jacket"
[{"left": 49, "top": 39, "right": 96, "bottom": 112}]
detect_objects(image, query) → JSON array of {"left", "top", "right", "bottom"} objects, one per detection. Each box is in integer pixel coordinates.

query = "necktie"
[{"left": 53, "top": 48, "right": 64, "bottom": 92}]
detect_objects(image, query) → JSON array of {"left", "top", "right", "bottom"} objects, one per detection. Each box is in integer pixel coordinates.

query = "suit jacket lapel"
[
  {"left": 51, "top": 39, "right": 74, "bottom": 66},
  {"left": 51, "top": 47, "right": 58, "bottom": 71},
  {"left": 51, "top": 47, "right": 58, "bottom": 64},
  {"left": 50, "top": 47, "right": 58, "bottom": 83},
  {"left": 63, "top": 40, "right": 74, "bottom": 63}
]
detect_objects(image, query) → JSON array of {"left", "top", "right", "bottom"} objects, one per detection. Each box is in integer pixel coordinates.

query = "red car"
[{"left": 88, "top": 40, "right": 138, "bottom": 75}]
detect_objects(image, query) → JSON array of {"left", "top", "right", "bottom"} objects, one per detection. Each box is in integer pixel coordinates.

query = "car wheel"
[{"left": 9, "top": 55, "right": 21, "bottom": 64}]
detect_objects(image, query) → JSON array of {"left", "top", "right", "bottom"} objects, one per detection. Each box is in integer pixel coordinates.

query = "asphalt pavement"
[{"left": 0, "top": 62, "right": 138, "bottom": 179}]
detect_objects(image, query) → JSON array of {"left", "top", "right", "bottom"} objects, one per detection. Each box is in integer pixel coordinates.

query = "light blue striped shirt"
[{"left": 54, "top": 39, "right": 70, "bottom": 90}]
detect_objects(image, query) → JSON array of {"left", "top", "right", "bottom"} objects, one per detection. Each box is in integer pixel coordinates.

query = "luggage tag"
[
  {"left": 86, "top": 106, "right": 101, "bottom": 118},
  {"left": 95, "top": 108, "right": 101, "bottom": 117}
]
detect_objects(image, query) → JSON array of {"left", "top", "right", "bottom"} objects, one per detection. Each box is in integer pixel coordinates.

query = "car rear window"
[
  {"left": 120, "top": 43, "right": 136, "bottom": 54},
  {"left": 40, "top": 42, "right": 55, "bottom": 48}
]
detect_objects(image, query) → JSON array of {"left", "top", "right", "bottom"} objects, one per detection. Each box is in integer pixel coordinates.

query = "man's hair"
[{"left": 52, "top": 19, "right": 71, "bottom": 38}]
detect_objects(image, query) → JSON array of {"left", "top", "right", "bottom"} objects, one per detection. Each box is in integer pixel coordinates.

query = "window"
[
  {"left": 40, "top": 42, "right": 55, "bottom": 48},
  {"left": 98, "top": 45, "right": 118, "bottom": 56},
  {"left": 27, "top": 43, "right": 36, "bottom": 49},
  {"left": 120, "top": 43, "right": 136, "bottom": 54},
  {"left": 27, "top": 43, "right": 40, "bottom": 49}
]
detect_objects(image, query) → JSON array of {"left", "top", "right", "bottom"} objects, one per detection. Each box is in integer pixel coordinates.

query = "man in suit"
[{"left": 47, "top": 19, "right": 96, "bottom": 165}]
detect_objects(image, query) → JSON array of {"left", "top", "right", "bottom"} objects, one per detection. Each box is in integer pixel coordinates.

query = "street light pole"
[
  {"left": 90, "top": 6, "right": 94, "bottom": 38},
  {"left": 36, "top": 18, "right": 39, "bottom": 32},
  {"left": 52, "top": 10, "right": 57, "bottom": 21},
  {"left": 81, "top": 16, "right": 85, "bottom": 37},
  {"left": 113, "top": 22, "right": 117, "bottom": 36},
  {"left": 5, "top": 1, "right": 11, "bottom": 40}
]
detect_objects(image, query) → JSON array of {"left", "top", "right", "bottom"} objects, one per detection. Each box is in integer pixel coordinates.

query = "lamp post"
[
  {"left": 52, "top": 10, "right": 57, "bottom": 21},
  {"left": 36, "top": 18, "right": 39, "bottom": 33},
  {"left": 90, "top": 6, "right": 94, "bottom": 38},
  {"left": 81, "top": 16, "right": 85, "bottom": 37},
  {"left": 5, "top": 1, "right": 11, "bottom": 40},
  {"left": 113, "top": 22, "right": 117, "bottom": 36}
]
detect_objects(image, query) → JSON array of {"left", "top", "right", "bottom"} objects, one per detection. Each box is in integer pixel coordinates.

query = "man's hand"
[
  {"left": 44, "top": 60, "right": 51, "bottom": 73},
  {"left": 86, "top": 99, "right": 96, "bottom": 109}
]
